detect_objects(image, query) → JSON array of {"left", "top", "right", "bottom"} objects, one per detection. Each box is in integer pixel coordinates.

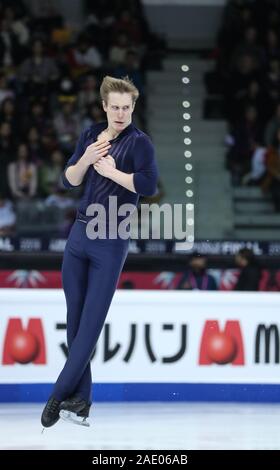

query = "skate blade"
[{"left": 59, "top": 410, "right": 90, "bottom": 427}]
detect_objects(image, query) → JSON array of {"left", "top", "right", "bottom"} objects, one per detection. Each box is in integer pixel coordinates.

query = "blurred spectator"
[
  {"left": 217, "top": 1, "right": 255, "bottom": 67},
  {"left": 77, "top": 74, "right": 99, "bottom": 114},
  {"left": 266, "top": 6, "right": 280, "bottom": 32},
  {"left": 242, "top": 140, "right": 267, "bottom": 185},
  {"left": 7, "top": 143, "right": 37, "bottom": 199},
  {"left": 114, "top": 50, "right": 144, "bottom": 94},
  {"left": 232, "top": 79, "right": 269, "bottom": 126},
  {"left": 67, "top": 34, "right": 102, "bottom": 77},
  {"left": 45, "top": 188, "right": 75, "bottom": 209},
  {"left": 55, "top": 76, "right": 77, "bottom": 104},
  {"left": 113, "top": 9, "right": 143, "bottom": 46},
  {"left": 0, "top": 193, "right": 16, "bottom": 235},
  {"left": 51, "top": 25, "right": 72, "bottom": 49},
  {"left": 0, "top": 97, "right": 17, "bottom": 132},
  {"left": 81, "top": 101, "right": 104, "bottom": 131},
  {"left": 226, "top": 105, "right": 263, "bottom": 184},
  {"left": 231, "top": 26, "right": 264, "bottom": 70},
  {"left": 0, "top": 18, "right": 21, "bottom": 68},
  {"left": 84, "top": 0, "right": 115, "bottom": 56},
  {"left": 3, "top": 5, "right": 30, "bottom": 48},
  {"left": 27, "top": 0, "right": 62, "bottom": 37},
  {"left": 27, "top": 0, "right": 58, "bottom": 18},
  {"left": 265, "top": 58, "right": 280, "bottom": 111},
  {"left": 39, "top": 148, "right": 65, "bottom": 197},
  {"left": 264, "top": 28, "right": 280, "bottom": 64},
  {"left": 0, "top": 121, "right": 14, "bottom": 197},
  {"left": 234, "top": 248, "right": 261, "bottom": 291},
  {"left": 26, "top": 126, "right": 44, "bottom": 164},
  {"left": 40, "top": 125, "right": 58, "bottom": 155},
  {"left": 20, "top": 39, "right": 59, "bottom": 97},
  {"left": 0, "top": 73, "right": 14, "bottom": 105},
  {"left": 108, "top": 33, "right": 129, "bottom": 67},
  {"left": 226, "top": 54, "right": 260, "bottom": 121},
  {"left": 262, "top": 128, "right": 280, "bottom": 211},
  {"left": 265, "top": 102, "right": 280, "bottom": 146},
  {"left": 177, "top": 253, "right": 217, "bottom": 290},
  {"left": 53, "top": 101, "right": 79, "bottom": 153},
  {"left": 21, "top": 99, "right": 51, "bottom": 136}
]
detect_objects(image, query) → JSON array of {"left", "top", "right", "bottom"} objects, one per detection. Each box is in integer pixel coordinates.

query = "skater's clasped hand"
[
  {"left": 94, "top": 155, "right": 116, "bottom": 177},
  {"left": 82, "top": 140, "right": 111, "bottom": 166},
  {"left": 103, "top": 155, "right": 116, "bottom": 168}
]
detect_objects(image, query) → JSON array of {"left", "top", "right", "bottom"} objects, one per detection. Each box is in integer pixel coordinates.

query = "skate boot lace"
[{"left": 46, "top": 397, "right": 60, "bottom": 413}]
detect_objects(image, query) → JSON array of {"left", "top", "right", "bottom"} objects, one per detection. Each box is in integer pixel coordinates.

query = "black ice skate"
[
  {"left": 59, "top": 396, "right": 91, "bottom": 427},
  {"left": 41, "top": 396, "right": 61, "bottom": 428}
]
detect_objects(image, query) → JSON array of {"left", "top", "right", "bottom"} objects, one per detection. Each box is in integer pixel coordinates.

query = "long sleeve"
[
  {"left": 61, "top": 129, "right": 87, "bottom": 189},
  {"left": 132, "top": 135, "right": 158, "bottom": 196}
]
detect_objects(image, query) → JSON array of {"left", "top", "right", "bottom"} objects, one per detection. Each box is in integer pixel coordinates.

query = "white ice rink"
[{"left": 1, "top": 402, "right": 280, "bottom": 450}]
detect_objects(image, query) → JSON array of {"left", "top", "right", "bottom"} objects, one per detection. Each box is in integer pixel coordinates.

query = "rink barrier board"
[{"left": 0, "top": 383, "right": 280, "bottom": 403}]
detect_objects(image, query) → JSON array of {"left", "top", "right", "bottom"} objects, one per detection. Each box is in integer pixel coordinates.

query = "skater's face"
[{"left": 102, "top": 92, "right": 135, "bottom": 134}]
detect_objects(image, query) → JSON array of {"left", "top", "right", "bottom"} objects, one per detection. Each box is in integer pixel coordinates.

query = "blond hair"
[{"left": 100, "top": 75, "right": 139, "bottom": 104}]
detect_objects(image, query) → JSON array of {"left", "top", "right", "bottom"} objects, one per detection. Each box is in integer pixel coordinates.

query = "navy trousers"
[{"left": 52, "top": 220, "right": 129, "bottom": 403}]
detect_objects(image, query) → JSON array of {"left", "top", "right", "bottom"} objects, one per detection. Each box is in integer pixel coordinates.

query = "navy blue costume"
[{"left": 52, "top": 122, "right": 158, "bottom": 403}]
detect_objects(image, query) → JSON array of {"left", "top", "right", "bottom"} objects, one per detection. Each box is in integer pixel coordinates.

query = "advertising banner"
[{"left": 1, "top": 290, "right": 280, "bottom": 386}]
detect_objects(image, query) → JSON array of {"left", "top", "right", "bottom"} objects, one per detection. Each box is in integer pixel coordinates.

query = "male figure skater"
[{"left": 41, "top": 76, "right": 158, "bottom": 427}]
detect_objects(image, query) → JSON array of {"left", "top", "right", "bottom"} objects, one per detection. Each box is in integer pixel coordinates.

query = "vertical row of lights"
[{"left": 182, "top": 64, "right": 194, "bottom": 244}]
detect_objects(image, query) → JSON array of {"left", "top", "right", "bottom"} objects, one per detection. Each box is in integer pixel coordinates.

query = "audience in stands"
[
  {"left": 7, "top": 143, "right": 37, "bottom": 199},
  {"left": 208, "top": 0, "right": 280, "bottom": 213},
  {"left": 0, "top": 0, "right": 165, "bottom": 236},
  {"left": 177, "top": 253, "right": 217, "bottom": 291},
  {"left": 234, "top": 248, "right": 261, "bottom": 291}
]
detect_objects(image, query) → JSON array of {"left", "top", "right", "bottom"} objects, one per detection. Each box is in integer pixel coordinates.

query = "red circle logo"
[
  {"left": 10, "top": 331, "right": 39, "bottom": 364},
  {"left": 205, "top": 332, "right": 237, "bottom": 364}
]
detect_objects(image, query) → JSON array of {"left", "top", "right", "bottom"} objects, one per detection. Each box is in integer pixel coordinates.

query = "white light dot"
[
  {"left": 185, "top": 163, "right": 192, "bottom": 170},
  {"left": 182, "top": 101, "right": 190, "bottom": 108},
  {"left": 188, "top": 235, "right": 194, "bottom": 242},
  {"left": 187, "top": 219, "right": 194, "bottom": 226},
  {"left": 186, "top": 190, "right": 193, "bottom": 197},
  {"left": 187, "top": 203, "right": 194, "bottom": 210},
  {"left": 183, "top": 125, "right": 191, "bottom": 132},
  {"left": 185, "top": 176, "right": 193, "bottom": 183},
  {"left": 184, "top": 150, "right": 192, "bottom": 157},
  {"left": 181, "top": 65, "right": 189, "bottom": 72},
  {"left": 184, "top": 138, "right": 191, "bottom": 145},
  {"left": 183, "top": 113, "right": 191, "bottom": 120},
  {"left": 182, "top": 77, "right": 190, "bottom": 84}
]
